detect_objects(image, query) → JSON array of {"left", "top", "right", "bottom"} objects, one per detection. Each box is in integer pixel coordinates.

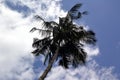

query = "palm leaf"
[
  {"left": 44, "top": 52, "right": 50, "bottom": 65},
  {"left": 41, "top": 21, "right": 59, "bottom": 33},
  {"left": 30, "top": 27, "right": 37, "bottom": 32},
  {"left": 69, "top": 3, "right": 82, "bottom": 13},
  {"left": 34, "top": 15, "right": 58, "bottom": 31},
  {"left": 32, "top": 37, "right": 53, "bottom": 56},
  {"left": 34, "top": 15, "right": 45, "bottom": 22},
  {"left": 59, "top": 57, "right": 69, "bottom": 68},
  {"left": 32, "top": 49, "right": 40, "bottom": 56},
  {"left": 82, "top": 11, "right": 88, "bottom": 15},
  {"left": 30, "top": 27, "right": 52, "bottom": 36},
  {"left": 82, "top": 30, "right": 97, "bottom": 45}
]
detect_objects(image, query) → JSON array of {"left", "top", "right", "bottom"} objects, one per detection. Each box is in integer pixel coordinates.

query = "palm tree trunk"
[{"left": 39, "top": 45, "right": 60, "bottom": 80}]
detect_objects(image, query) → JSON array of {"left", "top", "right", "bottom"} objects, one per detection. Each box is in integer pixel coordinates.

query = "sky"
[
  {"left": 62, "top": 0, "right": 120, "bottom": 75},
  {"left": 0, "top": 0, "right": 119, "bottom": 80}
]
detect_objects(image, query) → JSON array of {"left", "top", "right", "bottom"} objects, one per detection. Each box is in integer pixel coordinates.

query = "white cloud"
[
  {"left": 0, "top": 0, "right": 65, "bottom": 80},
  {"left": 83, "top": 45, "right": 99, "bottom": 59},
  {"left": 45, "top": 60, "right": 118, "bottom": 80},
  {"left": 0, "top": 0, "right": 118, "bottom": 80}
]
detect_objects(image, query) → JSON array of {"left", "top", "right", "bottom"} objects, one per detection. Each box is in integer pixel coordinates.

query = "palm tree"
[{"left": 30, "top": 3, "right": 96, "bottom": 80}]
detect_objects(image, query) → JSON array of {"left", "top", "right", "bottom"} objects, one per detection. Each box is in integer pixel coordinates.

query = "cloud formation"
[
  {"left": 0, "top": 0, "right": 65, "bottom": 80},
  {"left": 45, "top": 60, "right": 118, "bottom": 80},
  {"left": 0, "top": 0, "right": 118, "bottom": 80}
]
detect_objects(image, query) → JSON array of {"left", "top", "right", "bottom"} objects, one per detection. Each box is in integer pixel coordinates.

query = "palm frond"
[
  {"left": 34, "top": 15, "right": 45, "bottom": 22},
  {"left": 31, "top": 47, "right": 46, "bottom": 56},
  {"left": 59, "top": 57, "right": 69, "bottom": 68},
  {"left": 67, "top": 3, "right": 82, "bottom": 20},
  {"left": 82, "top": 11, "right": 88, "bottom": 15},
  {"left": 44, "top": 52, "right": 50, "bottom": 65},
  {"left": 30, "top": 27, "right": 37, "bottom": 32},
  {"left": 31, "top": 37, "right": 53, "bottom": 56},
  {"left": 58, "top": 42, "right": 87, "bottom": 68},
  {"left": 38, "top": 29, "right": 52, "bottom": 36},
  {"left": 75, "top": 12, "right": 82, "bottom": 19},
  {"left": 69, "top": 3, "right": 82, "bottom": 13},
  {"left": 50, "top": 43, "right": 57, "bottom": 54},
  {"left": 32, "top": 49, "right": 40, "bottom": 56},
  {"left": 67, "top": 3, "right": 88, "bottom": 20},
  {"left": 82, "top": 30, "right": 97, "bottom": 45},
  {"left": 30, "top": 27, "right": 52, "bottom": 36},
  {"left": 42, "top": 21, "right": 58, "bottom": 32},
  {"left": 49, "top": 21, "right": 59, "bottom": 27},
  {"left": 70, "top": 44, "right": 87, "bottom": 67},
  {"left": 32, "top": 37, "right": 51, "bottom": 48}
]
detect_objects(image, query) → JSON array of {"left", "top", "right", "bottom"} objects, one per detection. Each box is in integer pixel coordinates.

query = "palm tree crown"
[{"left": 30, "top": 3, "right": 96, "bottom": 80}]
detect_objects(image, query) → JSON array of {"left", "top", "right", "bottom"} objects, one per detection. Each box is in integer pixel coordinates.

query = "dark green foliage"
[{"left": 30, "top": 3, "right": 96, "bottom": 68}]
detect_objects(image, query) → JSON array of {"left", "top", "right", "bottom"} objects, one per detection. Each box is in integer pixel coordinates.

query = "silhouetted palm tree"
[{"left": 30, "top": 3, "right": 96, "bottom": 80}]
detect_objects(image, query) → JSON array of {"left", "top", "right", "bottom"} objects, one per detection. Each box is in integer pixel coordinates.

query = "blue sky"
[
  {"left": 0, "top": 0, "right": 120, "bottom": 80},
  {"left": 62, "top": 0, "right": 120, "bottom": 75}
]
